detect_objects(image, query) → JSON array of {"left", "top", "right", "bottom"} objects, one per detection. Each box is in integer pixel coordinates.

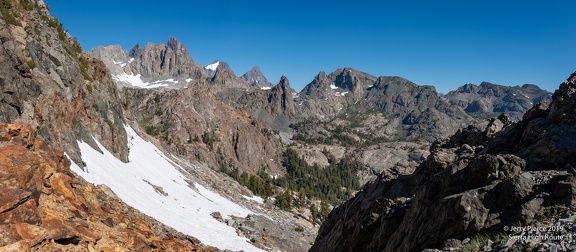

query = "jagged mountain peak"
[
  {"left": 91, "top": 37, "right": 207, "bottom": 88},
  {"left": 128, "top": 43, "right": 143, "bottom": 58},
  {"left": 128, "top": 37, "right": 206, "bottom": 80},
  {"left": 300, "top": 71, "right": 335, "bottom": 97},
  {"left": 166, "top": 36, "right": 182, "bottom": 50},
  {"left": 273, "top": 75, "right": 292, "bottom": 93},
  {"left": 329, "top": 67, "right": 377, "bottom": 100},
  {"left": 240, "top": 66, "right": 273, "bottom": 89}
]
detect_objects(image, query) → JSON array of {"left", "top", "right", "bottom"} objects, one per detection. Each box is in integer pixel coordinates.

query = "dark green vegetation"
[
  {"left": 104, "top": 119, "right": 115, "bottom": 131},
  {"left": 1, "top": 0, "right": 22, "bottom": 26},
  {"left": 201, "top": 131, "right": 218, "bottom": 151},
  {"left": 219, "top": 147, "right": 361, "bottom": 223},
  {"left": 278, "top": 149, "right": 361, "bottom": 205},
  {"left": 220, "top": 164, "right": 275, "bottom": 198},
  {"left": 19, "top": 0, "right": 34, "bottom": 10}
]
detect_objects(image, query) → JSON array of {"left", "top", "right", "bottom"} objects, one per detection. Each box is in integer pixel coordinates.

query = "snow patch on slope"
[
  {"left": 242, "top": 195, "right": 265, "bottom": 204},
  {"left": 69, "top": 125, "right": 264, "bottom": 252},
  {"left": 205, "top": 61, "right": 220, "bottom": 71},
  {"left": 113, "top": 73, "right": 169, "bottom": 89},
  {"left": 113, "top": 60, "right": 126, "bottom": 67},
  {"left": 113, "top": 74, "right": 183, "bottom": 89}
]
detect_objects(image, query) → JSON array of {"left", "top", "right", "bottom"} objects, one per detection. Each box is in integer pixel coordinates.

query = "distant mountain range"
[
  {"left": 443, "top": 82, "right": 552, "bottom": 120},
  {"left": 90, "top": 38, "right": 552, "bottom": 125}
]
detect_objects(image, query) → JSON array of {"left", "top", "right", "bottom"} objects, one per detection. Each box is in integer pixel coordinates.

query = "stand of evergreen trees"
[
  {"left": 219, "top": 148, "right": 361, "bottom": 223},
  {"left": 278, "top": 149, "right": 361, "bottom": 205}
]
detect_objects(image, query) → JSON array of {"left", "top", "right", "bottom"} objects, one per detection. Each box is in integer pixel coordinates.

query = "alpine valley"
[{"left": 2, "top": 1, "right": 574, "bottom": 252}]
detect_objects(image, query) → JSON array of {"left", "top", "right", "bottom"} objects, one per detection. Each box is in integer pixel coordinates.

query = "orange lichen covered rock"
[{"left": 0, "top": 124, "right": 216, "bottom": 251}]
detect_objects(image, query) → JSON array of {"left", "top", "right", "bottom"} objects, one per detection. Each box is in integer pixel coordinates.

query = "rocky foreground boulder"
[
  {"left": 0, "top": 124, "right": 215, "bottom": 251},
  {"left": 310, "top": 71, "right": 576, "bottom": 252}
]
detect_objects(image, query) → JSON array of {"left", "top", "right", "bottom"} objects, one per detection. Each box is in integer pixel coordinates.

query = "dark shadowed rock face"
[
  {"left": 310, "top": 71, "right": 576, "bottom": 252},
  {"left": 0, "top": 124, "right": 213, "bottom": 251},
  {"left": 444, "top": 82, "right": 552, "bottom": 120},
  {"left": 0, "top": 0, "right": 128, "bottom": 164}
]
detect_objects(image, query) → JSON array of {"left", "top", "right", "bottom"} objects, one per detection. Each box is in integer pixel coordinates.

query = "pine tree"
[
  {"left": 309, "top": 203, "right": 318, "bottom": 223},
  {"left": 320, "top": 200, "right": 330, "bottom": 222}
]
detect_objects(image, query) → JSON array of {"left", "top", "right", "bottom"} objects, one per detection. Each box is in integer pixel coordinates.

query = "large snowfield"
[{"left": 69, "top": 125, "right": 264, "bottom": 252}]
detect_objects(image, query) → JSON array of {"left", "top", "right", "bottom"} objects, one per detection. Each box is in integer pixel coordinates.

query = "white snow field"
[{"left": 69, "top": 125, "right": 264, "bottom": 252}]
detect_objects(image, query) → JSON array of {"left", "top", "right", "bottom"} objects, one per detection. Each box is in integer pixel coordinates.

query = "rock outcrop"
[
  {"left": 444, "top": 82, "right": 552, "bottom": 120},
  {"left": 0, "top": 124, "right": 214, "bottom": 251},
  {"left": 310, "top": 71, "right": 576, "bottom": 252},
  {"left": 0, "top": 0, "right": 129, "bottom": 165}
]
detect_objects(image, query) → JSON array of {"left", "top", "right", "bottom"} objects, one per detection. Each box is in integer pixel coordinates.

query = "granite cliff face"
[
  {"left": 310, "top": 72, "right": 576, "bottom": 252},
  {"left": 0, "top": 124, "right": 214, "bottom": 251},
  {"left": 0, "top": 0, "right": 128, "bottom": 165},
  {"left": 444, "top": 82, "right": 552, "bottom": 120}
]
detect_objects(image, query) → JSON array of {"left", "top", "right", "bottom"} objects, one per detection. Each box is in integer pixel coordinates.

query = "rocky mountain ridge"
[
  {"left": 90, "top": 38, "right": 552, "bottom": 145},
  {"left": 444, "top": 81, "right": 552, "bottom": 120},
  {"left": 310, "top": 71, "right": 576, "bottom": 251}
]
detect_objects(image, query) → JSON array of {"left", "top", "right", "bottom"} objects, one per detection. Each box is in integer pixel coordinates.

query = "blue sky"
[{"left": 45, "top": 0, "right": 575, "bottom": 93}]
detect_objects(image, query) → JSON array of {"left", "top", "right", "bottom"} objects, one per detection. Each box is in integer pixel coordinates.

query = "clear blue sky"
[{"left": 45, "top": 0, "right": 575, "bottom": 93}]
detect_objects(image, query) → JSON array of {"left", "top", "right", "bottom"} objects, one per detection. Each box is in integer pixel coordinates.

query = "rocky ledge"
[{"left": 0, "top": 124, "right": 215, "bottom": 251}]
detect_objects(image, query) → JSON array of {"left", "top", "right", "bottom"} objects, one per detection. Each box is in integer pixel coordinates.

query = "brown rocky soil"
[{"left": 0, "top": 124, "right": 216, "bottom": 251}]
